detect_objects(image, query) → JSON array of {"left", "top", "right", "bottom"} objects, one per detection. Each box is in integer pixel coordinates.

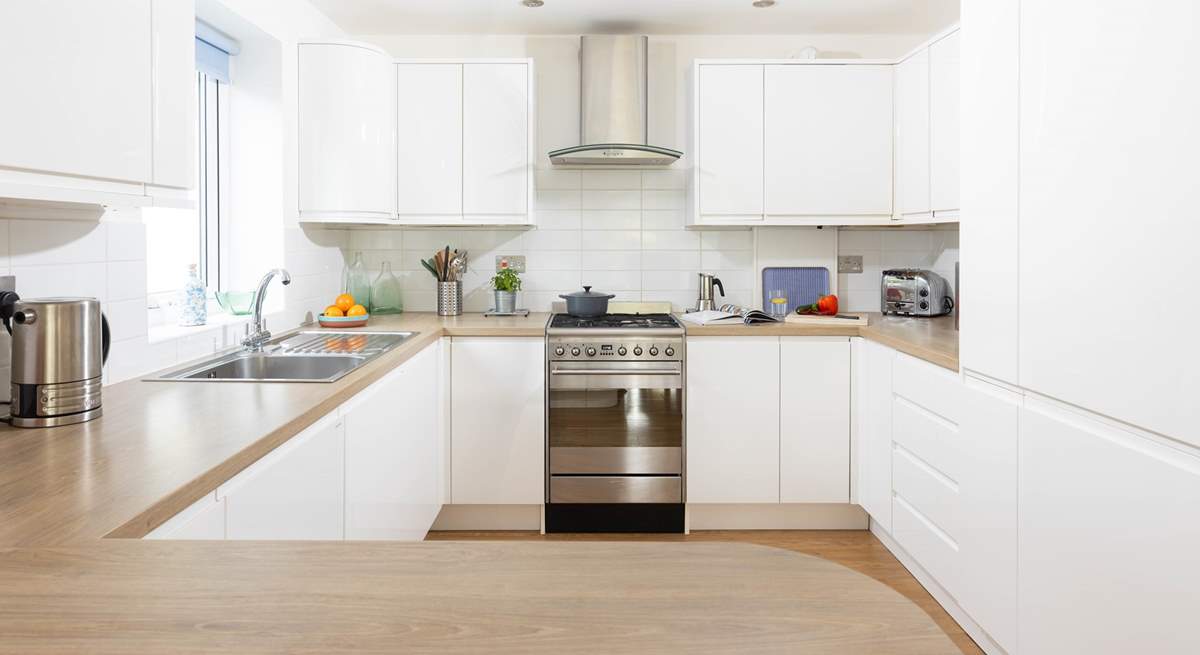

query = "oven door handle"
[{"left": 550, "top": 368, "right": 681, "bottom": 376}]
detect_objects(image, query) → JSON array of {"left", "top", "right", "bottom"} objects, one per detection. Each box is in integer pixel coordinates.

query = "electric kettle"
[
  {"left": 695, "top": 273, "right": 725, "bottom": 312},
  {"left": 2, "top": 297, "right": 110, "bottom": 428}
]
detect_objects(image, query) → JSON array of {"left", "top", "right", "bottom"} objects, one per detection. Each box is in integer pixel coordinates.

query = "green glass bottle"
[
  {"left": 344, "top": 251, "right": 372, "bottom": 310},
  {"left": 370, "top": 260, "right": 403, "bottom": 315}
]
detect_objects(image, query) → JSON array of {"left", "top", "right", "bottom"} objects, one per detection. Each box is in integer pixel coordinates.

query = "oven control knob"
[
  {"left": 919, "top": 301, "right": 929, "bottom": 310},
  {"left": 586, "top": 347, "right": 597, "bottom": 357},
  {"left": 649, "top": 347, "right": 659, "bottom": 357},
  {"left": 571, "top": 347, "right": 581, "bottom": 356},
  {"left": 617, "top": 346, "right": 627, "bottom": 356},
  {"left": 633, "top": 346, "right": 643, "bottom": 356},
  {"left": 554, "top": 346, "right": 565, "bottom": 356},
  {"left": 664, "top": 347, "right": 675, "bottom": 357}
]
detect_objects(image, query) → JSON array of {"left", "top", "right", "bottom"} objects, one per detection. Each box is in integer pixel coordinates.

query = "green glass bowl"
[{"left": 215, "top": 291, "right": 256, "bottom": 316}]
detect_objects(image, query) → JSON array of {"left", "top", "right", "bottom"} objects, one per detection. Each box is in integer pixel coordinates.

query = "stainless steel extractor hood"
[{"left": 548, "top": 35, "right": 682, "bottom": 166}]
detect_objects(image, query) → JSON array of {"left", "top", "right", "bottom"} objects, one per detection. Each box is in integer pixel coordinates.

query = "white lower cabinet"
[
  {"left": 779, "top": 337, "right": 851, "bottom": 503},
  {"left": 687, "top": 337, "right": 781, "bottom": 503},
  {"left": 450, "top": 337, "right": 544, "bottom": 504},
  {"left": 855, "top": 338, "right": 894, "bottom": 529},
  {"left": 221, "top": 412, "right": 346, "bottom": 540},
  {"left": 1018, "top": 402, "right": 1200, "bottom": 655},
  {"left": 344, "top": 343, "right": 441, "bottom": 540},
  {"left": 144, "top": 492, "right": 225, "bottom": 540}
]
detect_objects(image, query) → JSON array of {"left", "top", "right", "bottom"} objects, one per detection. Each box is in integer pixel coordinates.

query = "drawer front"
[
  {"left": 893, "top": 351, "right": 963, "bottom": 423},
  {"left": 892, "top": 395, "right": 960, "bottom": 483},
  {"left": 892, "top": 493, "right": 961, "bottom": 597},
  {"left": 550, "top": 476, "right": 682, "bottom": 503},
  {"left": 892, "top": 445, "right": 960, "bottom": 542}
]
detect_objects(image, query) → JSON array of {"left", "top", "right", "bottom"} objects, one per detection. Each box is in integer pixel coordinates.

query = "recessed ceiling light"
[
  {"left": 753, "top": 0, "right": 776, "bottom": 7},
  {"left": 522, "top": 0, "right": 544, "bottom": 7}
]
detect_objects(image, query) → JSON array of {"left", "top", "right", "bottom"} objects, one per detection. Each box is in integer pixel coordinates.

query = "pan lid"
[{"left": 559, "top": 286, "right": 615, "bottom": 300}]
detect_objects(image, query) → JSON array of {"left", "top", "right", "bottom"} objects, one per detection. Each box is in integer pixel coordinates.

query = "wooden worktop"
[{"left": 684, "top": 313, "right": 959, "bottom": 371}]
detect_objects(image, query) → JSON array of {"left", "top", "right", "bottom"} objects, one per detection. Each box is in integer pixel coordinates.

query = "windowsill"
[{"left": 147, "top": 312, "right": 252, "bottom": 344}]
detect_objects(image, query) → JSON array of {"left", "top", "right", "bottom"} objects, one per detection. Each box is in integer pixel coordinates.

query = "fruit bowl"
[{"left": 318, "top": 313, "right": 369, "bottom": 328}]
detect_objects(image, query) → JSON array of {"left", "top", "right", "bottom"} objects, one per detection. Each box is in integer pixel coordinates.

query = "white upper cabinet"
[
  {"left": 298, "top": 41, "right": 397, "bottom": 221},
  {"left": 928, "top": 31, "right": 960, "bottom": 214},
  {"left": 396, "top": 63, "right": 463, "bottom": 221},
  {"left": 0, "top": 0, "right": 153, "bottom": 191},
  {"left": 894, "top": 49, "right": 931, "bottom": 217},
  {"left": 463, "top": 63, "right": 531, "bottom": 222},
  {"left": 960, "top": 2, "right": 1019, "bottom": 385},
  {"left": 221, "top": 412, "right": 346, "bottom": 541},
  {"left": 694, "top": 64, "right": 764, "bottom": 223},
  {"left": 779, "top": 338, "right": 852, "bottom": 503},
  {"left": 1018, "top": 2, "right": 1199, "bottom": 445},
  {"left": 150, "top": 0, "right": 195, "bottom": 190},
  {"left": 764, "top": 65, "right": 893, "bottom": 221},
  {"left": 686, "top": 337, "right": 781, "bottom": 503}
]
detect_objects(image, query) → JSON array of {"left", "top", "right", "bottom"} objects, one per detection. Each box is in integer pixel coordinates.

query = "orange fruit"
[
  {"left": 324, "top": 305, "right": 344, "bottom": 317},
  {"left": 334, "top": 293, "right": 355, "bottom": 313},
  {"left": 347, "top": 304, "right": 368, "bottom": 317}
]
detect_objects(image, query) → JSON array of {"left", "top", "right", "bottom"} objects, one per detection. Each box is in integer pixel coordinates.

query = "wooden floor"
[{"left": 428, "top": 529, "right": 983, "bottom": 655}]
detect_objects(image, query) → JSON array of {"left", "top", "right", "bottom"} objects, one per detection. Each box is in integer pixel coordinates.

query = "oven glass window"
[{"left": 549, "top": 388, "right": 682, "bottom": 449}]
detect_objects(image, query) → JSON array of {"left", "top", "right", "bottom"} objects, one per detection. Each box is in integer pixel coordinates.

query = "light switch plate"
[
  {"left": 838, "top": 255, "right": 864, "bottom": 274},
  {"left": 496, "top": 255, "right": 526, "bottom": 273}
]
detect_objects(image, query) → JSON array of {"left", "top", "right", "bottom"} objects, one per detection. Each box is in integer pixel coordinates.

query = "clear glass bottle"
[
  {"left": 370, "top": 261, "right": 403, "bottom": 315},
  {"left": 178, "top": 263, "right": 207, "bottom": 326},
  {"left": 343, "top": 251, "right": 372, "bottom": 309}
]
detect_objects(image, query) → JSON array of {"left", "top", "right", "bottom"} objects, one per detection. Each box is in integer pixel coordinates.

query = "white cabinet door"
[
  {"left": 929, "top": 31, "right": 960, "bottom": 213},
  {"left": 150, "top": 0, "right": 194, "bottom": 189},
  {"left": 764, "top": 65, "right": 893, "bottom": 219},
  {"left": 221, "top": 412, "right": 345, "bottom": 540},
  {"left": 779, "top": 337, "right": 851, "bottom": 503},
  {"left": 697, "top": 64, "right": 764, "bottom": 221},
  {"left": 0, "top": 0, "right": 152, "bottom": 183},
  {"left": 298, "top": 42, "right": 396, "bottom": 220},
  {"left": 1019, "top": 402, "right": 1200, "bottom": 655},
  {"left": 957, "top": 376, "right": 1018, "bottom": 654},
  {"left": 895, "top": 49, "right": 931, "bottom": 217},
  {"left": 450, "top": 338, "right": 545, "bottom": 504},
  {"left": 144, "top": 492, "right": 225, "bottom": 540},
  {"left": 396, "top": 63, "right": 463, "bottom": 221},
  {"left": 1018, "top": 1, "right": 1200, "bottom": 445},
  {"left": 686, "top": 337, "right": 780, "bottom": 503},
  {"left": 960, "top": 0, "right": 1019, "bottom": 385},
  {"left": 463, "top": 63, "right": 529, "bottom": 222},
  {"left": 854, "top": 338, "right": 893, "bottom": 529}
]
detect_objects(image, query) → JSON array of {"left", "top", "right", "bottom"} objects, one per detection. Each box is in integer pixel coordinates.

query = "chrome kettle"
[
  {"left": 2, "top": 296, "right": 110, "bottom": 428},
  {"left": 696, "top": 273, "right": 725, "bottom": 312}
]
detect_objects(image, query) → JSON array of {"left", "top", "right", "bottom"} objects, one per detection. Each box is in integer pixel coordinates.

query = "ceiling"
[{"left": 309, "top": 0, "right": 960, "bottom": 36}]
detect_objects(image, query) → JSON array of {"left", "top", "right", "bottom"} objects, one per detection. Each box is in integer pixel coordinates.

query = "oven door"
[{"left": 548, "top": 360, "right": 683, "bottom": 502}]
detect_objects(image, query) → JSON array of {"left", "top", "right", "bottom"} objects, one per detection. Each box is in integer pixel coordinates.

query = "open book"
[{"left": 679, "top": 304, "right": 780, "bottom": 326}]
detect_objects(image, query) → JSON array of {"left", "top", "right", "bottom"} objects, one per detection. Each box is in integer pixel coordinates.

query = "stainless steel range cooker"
[{"left": 545, "top": 311, "right": 685, "bottom": 533}]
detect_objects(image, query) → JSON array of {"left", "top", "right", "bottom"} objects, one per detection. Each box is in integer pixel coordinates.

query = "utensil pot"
[{"left": 437, "top": 281, "right": 463, "bottom": 316}]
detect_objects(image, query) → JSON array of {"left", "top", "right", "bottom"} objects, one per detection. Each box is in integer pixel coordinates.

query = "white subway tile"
[
  {"left": 535, "top": 169, "right": 581, "bottom": 190},
  {"left": 349, "top": 229, "right": 403, "bottom": 251},
  {"left": 534, "top": 210, "right": 582, "bottom": 230},
  {"left": 642, "top": 189, "right": 686, "bottom": 210},
  {"left": 699, "top": 230, "right": 753, "bottom": 250},
  {"left": 837, "top": 229, "right": 883, "bottom": 250},
  {"left": 642, "top": 230, "right": 700, "bottom": 250},
  {"left": 581, "top": 250, "right": 641, "bottom": 271},
  {"left": 525, "top": 230, "right": 581, "bottom": 251},
  {"left": 641, "top": 169, "right": 688, "bottom": 190},
  {"left": 13, "top": 262, "right": 107, "bottom": 301},
  {"left": 641, "top": 290, "right": 697, "bottom": 312},
  {"left": 642, "top": 210, "right": 684, "bottom": 229},
  {"left": 642, "top": 270, "right": 697, "bottom": 291},
  {"left": 105, "top": 220, "right": 146, "bottom": 262},
  {"left": 458, "top": 229, "right": 525, "bottom": 251},
  {"left": 107, "top": 260, "right": 148, "bottom": 301},
  {"left": 581, "top": 189, "right": 640, "bottom": 210},
  {"left": 580, "top": 230, "right": 641, "bottom": 250},
  {"left": 403, "top": 229, "right": 463, "bottom": 251},
  {"left": 580, "top": 210, "right": 640, "bottom": 230},
  {"left": 711, "top": 270, "right": 755, "bottom": 289},
  {"left": 881, "top": 229, "right": 933, "bottom": 251},
  {"left": 105, "top": 297, "right": 148, "bottom": 341},
  {"left": 536, "top": 189, "right": 581, "bottom": 210},
  {"left": 701, "top": 249, "right": 754, "bottom": 270},
  {"left": 10, "top": 220, "right": 108, "bottom": 266},
  {"left": 105, "top": 336, "right": 175, "bottom": 384},
  {"left": 526, "top": 251, "right": 581, "bottom": 270},
  {"left": 581, "top": 270, "right": 641, "bottom": 291},
  {"left": 0, "top": 221, "right": 10, "bottom": 272},
  {"left": 581, "top": 170, "right": 641, "bottom": 190},
  {"left": 641, "top": 250, "right": 701, "bottom": 270},
  {"left": 523, "top": 270, "right": 581, "bottom": 291},
  {"left": 882, "top": 250, "right": 936, "bottom": 269}
]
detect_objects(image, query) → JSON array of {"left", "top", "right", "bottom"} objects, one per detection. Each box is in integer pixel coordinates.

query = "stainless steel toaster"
[{"left": 881, "top": 269, "right": 955, "bottom": 317}]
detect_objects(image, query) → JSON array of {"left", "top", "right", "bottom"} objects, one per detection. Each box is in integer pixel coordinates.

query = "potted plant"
[{"left": 491, "top": 267, "right": 521, "bottom": 314}]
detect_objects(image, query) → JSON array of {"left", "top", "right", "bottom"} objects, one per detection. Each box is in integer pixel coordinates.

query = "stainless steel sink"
[{"left": 153, "top": 331, "right": 415, "bottom": 382}]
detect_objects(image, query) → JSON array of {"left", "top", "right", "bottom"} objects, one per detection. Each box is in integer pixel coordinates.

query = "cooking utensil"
[{"left": 559, "top": 286, "right": 615, "bottom": 317}]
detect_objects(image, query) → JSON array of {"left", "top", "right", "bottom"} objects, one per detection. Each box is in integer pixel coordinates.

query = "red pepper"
[{"left": 796, "top": 294, "right": 839, "bottom": 316}]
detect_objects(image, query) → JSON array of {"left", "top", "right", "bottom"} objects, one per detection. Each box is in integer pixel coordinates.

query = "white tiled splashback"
[
  {"left": 342, "top": 169, "right": 759, "bottom": 313},
  {"left": 836, "top": 227, "right": 959, "bottom": 313}
]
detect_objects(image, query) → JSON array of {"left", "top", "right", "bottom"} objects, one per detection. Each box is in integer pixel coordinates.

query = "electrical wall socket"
[
  {"left": 838, "top": 255, "right": 864, "bottom": 274},
  {"left": 495, "top": 255, "right": 526, "bottom": 273}
]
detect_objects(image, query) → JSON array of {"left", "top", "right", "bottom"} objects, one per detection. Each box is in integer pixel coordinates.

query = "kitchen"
[{"left": 0, "top": 1, "right": 1195, "bottom": 653}]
